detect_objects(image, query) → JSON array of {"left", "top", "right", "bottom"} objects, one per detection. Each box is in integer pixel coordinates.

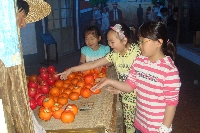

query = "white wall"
[{"left": 20, "top": 23, "right": 37, "bottom": 55}]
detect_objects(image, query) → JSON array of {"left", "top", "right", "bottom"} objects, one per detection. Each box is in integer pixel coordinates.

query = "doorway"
[{"left": 47, "top": 0, "right": 75, "bottom": 57}]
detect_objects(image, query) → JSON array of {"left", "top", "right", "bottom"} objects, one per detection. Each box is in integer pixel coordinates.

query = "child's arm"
[
  {"left": 160, "top": 67, "right": 181, "bottom": 132},
  {"left": 91, "top": 78, "right": 133, "bottom": 93},
  {"left": 58, "top": 57, "right": 109, "bottom": 80},
  {"left": 162, "top": 105, "right": 176, "bottom": 128},
  {"left": 79, "top": 53, "right": 86, "bottom": 64}
]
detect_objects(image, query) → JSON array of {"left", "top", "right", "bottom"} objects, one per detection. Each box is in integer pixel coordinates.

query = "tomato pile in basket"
[{"left": 26, "top": 66, "right": 107, "bottom": 123}]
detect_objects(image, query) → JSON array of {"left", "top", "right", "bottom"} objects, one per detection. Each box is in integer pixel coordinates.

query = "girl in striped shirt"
[{"left": 91, "top": 21, "right": 181, "bottom": 133}]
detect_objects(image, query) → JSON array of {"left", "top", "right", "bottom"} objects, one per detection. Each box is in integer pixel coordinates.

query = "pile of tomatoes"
[{"left": 27, "top": 66, "right": 107, "bottom": 123}]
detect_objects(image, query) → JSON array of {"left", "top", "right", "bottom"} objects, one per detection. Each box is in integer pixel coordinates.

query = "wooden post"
[{"left": 0, "top": 0, "right": 34, "bottom": 132}]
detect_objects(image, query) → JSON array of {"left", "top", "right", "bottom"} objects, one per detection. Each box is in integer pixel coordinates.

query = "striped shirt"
[{"left": 126, "top": 56, "right": 181, "bottom": 133}]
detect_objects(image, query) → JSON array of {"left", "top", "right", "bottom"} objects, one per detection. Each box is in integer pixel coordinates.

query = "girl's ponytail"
[{"left": 162, "top": 41, "right": 176, "bottom": 61}]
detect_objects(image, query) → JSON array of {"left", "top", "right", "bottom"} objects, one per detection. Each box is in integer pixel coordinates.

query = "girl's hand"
[
  {"left": 90, "top": 78, "right": 109, "bottom": 92},
  {"left": 56, "top": 69, "right": 72, "bottom": 80},
  {"left": 105, "top": 86, "right": 121, "bottom": 94}
]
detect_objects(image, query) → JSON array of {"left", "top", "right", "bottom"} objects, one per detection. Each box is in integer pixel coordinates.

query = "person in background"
[
  {"left": 160, "top": 7, "right": 169, "bottom": 27},
  {"left": 137, "top": 4, "right": 143, "bottom": 28},
  {"left": 80, "top": 26, "right": 110, "bottom": 64},
  {"left": 17, "top": 0, "right": 29, "bottom": 29},
  {"left": 93, "top": 5, "right": 102, "bottom": 30},
  {"left": 101, "top": 7, "right": 109, "bottom": 35},
  {"left": 167, "top": 7, "right": 178, "bottom": 46},
  {"left": 156, "top": 2, "right": 163, "bottom": 20},
  {"left": 146, "top": 6, "right": 154, "bottom": 22},
  {"left": 109, "top": 2, "right": 123, "bottom": 25},
  {"left": 91, "top": 21, "right": 181, "bottom": 133},
  {"left": 58, "top": 23, "right": 141, "bottom": 133}
]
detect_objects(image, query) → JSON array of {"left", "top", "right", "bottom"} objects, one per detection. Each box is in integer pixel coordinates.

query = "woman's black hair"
[
  {"left": 17, "top": 0, "right": 29, "bottom": 16},
  {"left": 138, "top": 21, "right": 176, "bottom": 60}
]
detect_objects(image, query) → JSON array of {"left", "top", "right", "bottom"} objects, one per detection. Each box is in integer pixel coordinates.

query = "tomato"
[
  {"left": 40, "top": 72, "right": 49, "bottom": 81},
  {"left": 30, "top": 99, "right": 37, "bottom": 110},
  {"left": 34, "top": 92, "right": 43, "bottom": 100},
  {"left": 43, "top": 97, "right": 55, "bottom": 108},
  {"left": 61, "top": 110, "right": 75, "bottom": 123},
  {"left": 66, "top": 104, "right": 78, "bottom": 115},
  {"left": 37, "top": 76, "right": 43, "bottom": 83},
  {"left": 29, "top": 74, "right": 38, "bottom": 82},
  {"left": 39, "top": 108, "right": 52, "bottom": 121},
  {"left": 28, "top": 87, "right": 37, "bottom": 98},
  {"left": 36, "top": 95, "right": 46, "bottom": 106},
  {"left": 77, "top": 80, "right": 85, "bottom": 88},
  {"left": 63, "top": 83, "right": 70, "bottom": 89},
  {"left": 80, "top": 88, "right": 91, "bottom": 98},
  {"left": 40, "top": 85, "right": 50, "bottom": 94},
  {"left": 47, "top": 65, "right": 56, "bottom": 74},
  {"left": 67, "top": 73, "right": 76, "bottom": 80},
  {"left": 72, "top": 86, "right": 82, "bottom": 95},
  {"left": 84, "top": 84, "right": 92, "bottom": 89},
  {"left": 59, "top": 93, "right": 68, "bottom": 98},
  {"left": 50, "top": 87, "right": 60, "bottom": 97},
  {"left": 57, "top": 97, "right": 68, "bottom": 105},
  {"left": 69, "top": 92, "right": 79, "bottom": 101},
  {"left": 52, "top": 107, "right": 63, "bottom": 119},
  {"left": 84, "top": 74, "right": 94, "bottom": 84},
  {"left": 28, "top": 81, "right": 38, "bottom": 89},
  {"left": 40, "top": 80, "right": 48, "bottom": 86},
  {"left": 71, "top": 78, "right": 79, "bottom": 85},
  {"left": 39, "top": 67, "right": 47, "bottom": 74},
  {"left": 92, "top": 89, "right": 101, "bottom": 94},
  {"left": 82, "top": 70, "right": 91, "bottom": 76},
  {"left": 55, "top": 80, "right": 64, "bottom": 88},
  {"left": 52, "top": 72, "right": 60, "bottom": 81},
  {"left": 47, "top": 77, "right": 55, "bottom": 86},
  {"left": 63, "top": 88, "right": 72, "bottom": 95}
]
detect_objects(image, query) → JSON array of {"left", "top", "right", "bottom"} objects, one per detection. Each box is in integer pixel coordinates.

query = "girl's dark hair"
[
  {"left": 17, "top": 0, "right": 29, "bottom": 16},
  {"left": 138, "top": 21, "right": 176, "bottom": 60},
  {"left": 84, "top": 26, "right": 101, "bottom": 38},
  {"left": 109, "top": 23, "right": 137, "bottom": 45}
]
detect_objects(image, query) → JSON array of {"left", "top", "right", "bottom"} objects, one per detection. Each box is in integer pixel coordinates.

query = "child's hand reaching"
[
  {"left": 56, "top": 69, "right": 72, "bottom": 80},
  {"left": 90, "top": 78, "right": 110, "bottom": 92},
  {"left": 105, "top": 86, "right": 121, "bottom": 94}
]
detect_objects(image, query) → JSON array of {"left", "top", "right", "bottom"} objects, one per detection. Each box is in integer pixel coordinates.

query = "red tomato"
[
  {"left": 34, "top": 92, "right": 43, "bottom": 100},
  {"left": 84, "top": 74, "right": 94, "bottom": 84},
  {"left": 40, "top": 72, "right": 49, "bottom": 81},
  {"left": 47, "top": 77, "right": 55, "bottom": 86},
  {"left": 39, "top": 67, "right": 47, "bottom": 74},
  {"left": 28, "top": 81, "right": 38, "bottom": 89},
  {"left": 28, "top": 87, "right": 37, "bottom": 98},
  {"left": 40, "top": 85, "right": 50, "bottom": 94},
  {"left": 36, "top": 95, "right": 46, "bottom": 106},
  {"left": 47, "top": 66, "right": 56, "bottom": 74},
  {"left": 30, "top": 99, "right": 37, "bottom": 110}
]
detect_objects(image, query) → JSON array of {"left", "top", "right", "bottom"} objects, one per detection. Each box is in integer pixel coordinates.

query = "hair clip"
[{"left": 110, "top": 24, "right": 126, "bottom": 39}]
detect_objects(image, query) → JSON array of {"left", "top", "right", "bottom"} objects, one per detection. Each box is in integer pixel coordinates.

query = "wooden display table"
[{"left": 33, "top": 66, "right": 123, "bottom": 133}]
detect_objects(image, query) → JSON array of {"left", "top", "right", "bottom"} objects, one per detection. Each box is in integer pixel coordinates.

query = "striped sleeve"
[
  {"left": 163, "top": 67, "right": 181, "bottom": 106},
  {"left": 126, "top": 59, "right": 137, "bottom": 89}
]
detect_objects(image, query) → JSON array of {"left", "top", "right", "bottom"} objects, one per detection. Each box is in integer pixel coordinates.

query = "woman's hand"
[{"left": 56, "top": 68, "right": 72, "bottom": 80}]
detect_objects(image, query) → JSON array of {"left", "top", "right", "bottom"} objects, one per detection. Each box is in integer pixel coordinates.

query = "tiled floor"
[{"left": 25, "top": 49, "right": 200, "bottom": 133}]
